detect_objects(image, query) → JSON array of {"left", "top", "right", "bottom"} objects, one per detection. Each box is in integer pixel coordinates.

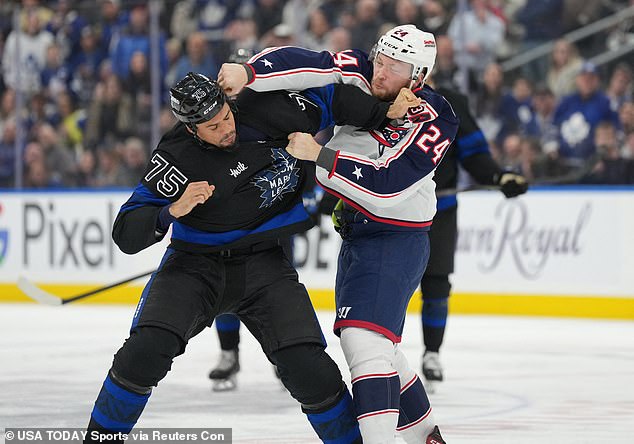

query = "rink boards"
[{"left": 1, "top": 187, "right": 633, "bottom": 319}]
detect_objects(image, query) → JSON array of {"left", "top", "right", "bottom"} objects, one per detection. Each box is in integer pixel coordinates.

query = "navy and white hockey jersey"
[{"left": 245, "top": 47, "right": 459, "bottom": 228}]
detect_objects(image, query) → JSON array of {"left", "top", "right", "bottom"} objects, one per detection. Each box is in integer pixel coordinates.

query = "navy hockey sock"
[
  {"left": 215, "top": 313, "right": 241, "bottom": 350},
  {"left": 87, "top": 374, "right": 150, "bottom": 435},
  {"left": 397, "top": 375, "right": 432, "bottom": 432},
  {"left": 421, "top": 297, "right": 448, "bottom": 352},
  {"left": 304, "top": 388, "right": 362, "bottom": 444}
]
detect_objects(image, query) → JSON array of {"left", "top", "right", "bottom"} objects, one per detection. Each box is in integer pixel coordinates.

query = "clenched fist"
[
  {"left": 387, "top": 88, "right": 423, "bottom": 119},
  {"left": 169, "top": 181, "right": 215, "bottom": 218},
  {"left": 218, "top": 63, "right": 248, "bottom": 96},
  {"left": 286, "top": 132, "right": 322, "bottom": 161}
]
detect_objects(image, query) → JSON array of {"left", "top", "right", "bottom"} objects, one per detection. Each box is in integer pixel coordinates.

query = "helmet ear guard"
[{"left": 370, "top": 25, "right": 437, "bottom": 83}]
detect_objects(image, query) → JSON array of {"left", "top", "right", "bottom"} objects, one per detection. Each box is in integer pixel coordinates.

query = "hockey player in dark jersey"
[
  {"left": 83, "top": 72, "right": 418, "bottom": 444},
  {"left": 419, "top": 80, "right": 528, "bottom": 390},
  {"left": 219, "top": 24, "right": 456, "bottom": 444}
]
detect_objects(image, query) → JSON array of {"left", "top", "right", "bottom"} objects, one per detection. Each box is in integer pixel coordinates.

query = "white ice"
[{"left": 1, "top": 304, "right": 633, "bottom": 443}]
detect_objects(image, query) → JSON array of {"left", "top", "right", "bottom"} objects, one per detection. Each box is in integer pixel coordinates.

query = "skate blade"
[{"left": 212, "top": 376, "right": 237, "bottom": 392}]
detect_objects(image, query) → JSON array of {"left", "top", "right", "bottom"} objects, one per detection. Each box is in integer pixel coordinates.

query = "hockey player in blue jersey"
[
  {"left": 83, "top": 72, "right": 418, "bottom": 444},
  {"left": 219, "top": 24, "right": 456, "bottom": 444}
]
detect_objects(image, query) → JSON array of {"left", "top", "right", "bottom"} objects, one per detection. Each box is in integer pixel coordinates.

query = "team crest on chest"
[{"left": 252, "top": 148, "right": 300, "bottom": 208}]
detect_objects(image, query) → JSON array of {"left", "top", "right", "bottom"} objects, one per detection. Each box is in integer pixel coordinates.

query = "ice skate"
[
  {"left": 426, "top": 425, "right": 446, "bottom": 444},
  {"left": 209, "top": 349, "right": 240, "bottom": 392},
  {"left": 422, "top": 352, "right": 443, "bottom": 393}
]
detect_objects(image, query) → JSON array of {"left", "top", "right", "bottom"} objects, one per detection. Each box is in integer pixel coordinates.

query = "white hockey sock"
[{"left": 340, "top": 327, "right": 400, "bottom": 444}]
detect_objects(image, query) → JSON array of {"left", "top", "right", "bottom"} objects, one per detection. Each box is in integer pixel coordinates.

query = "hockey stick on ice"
[{"left": 17, "top": 270, "right": 156, "bottom": 306}]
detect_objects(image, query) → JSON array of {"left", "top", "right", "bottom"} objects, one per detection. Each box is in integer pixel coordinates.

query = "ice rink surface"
[{"left": 1, "top": 303, "right": 633, "bottom": 443}]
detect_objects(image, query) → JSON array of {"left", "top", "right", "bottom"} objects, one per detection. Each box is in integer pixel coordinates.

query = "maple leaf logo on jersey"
[{"left": 252, "top": 148, "right": 300, "bottom": 208}]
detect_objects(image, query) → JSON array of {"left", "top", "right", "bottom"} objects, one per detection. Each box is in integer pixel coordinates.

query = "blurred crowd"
[{"left": 0, "top": 0, "right": 633, "bottom": 189}]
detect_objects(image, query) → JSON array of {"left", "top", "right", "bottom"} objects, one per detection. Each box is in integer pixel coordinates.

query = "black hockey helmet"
[{"left": 169, "top": 72, "right": 226, "bottom": 127}]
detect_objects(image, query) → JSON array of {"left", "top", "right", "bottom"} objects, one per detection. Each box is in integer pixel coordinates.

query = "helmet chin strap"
[
  {"left": 186, "top": 123, "right": 215, "bottom": 150},
  {"left": 409, "top": 75, "right": 425, "bottom": 90}
]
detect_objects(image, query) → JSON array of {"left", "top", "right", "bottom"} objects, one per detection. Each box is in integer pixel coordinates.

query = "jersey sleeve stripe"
[
  {"left": 328, "top": 150, "right": 340, "bottom": 179},
  {"left": 255, "top": 67, "right": 371, "bottom": 90},
  {"left": 317, "top": 178, "right": 433, "bottom": 227}
]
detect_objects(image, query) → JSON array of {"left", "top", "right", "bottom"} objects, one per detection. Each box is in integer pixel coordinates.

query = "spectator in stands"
[
  {"left": 45, "top": 0, "right": 87, "bottom": 60},
  {"left": 125, "top": 51, "right": 153, "bottom": 141},
  {"left": 54, "top": 91, "right": 86, "bottom": 153},
  {"left": 474, "top": 62, "right": 505, "bottom": 142},
  {"left": 25, "top": 92, "right": 56, "bottom": 136},
  {"left": 392, "top": 0, "right": 424, "bottom": 30},
  {"left": 19, "top": 0, "right": 53, "bottom": 29},
  {"left": 532, "top": 85, "right": 559, "bottom": 154},
  {"left": 514, "top": 0, "right": 564, "bottom": 83},
  {"left": 497, "top": 76, "right": 540, "bottom": 145},
  {"left": 0, "top": 117, "right": 16, "bottom": 187},
  {"left": 173, "top": 31, "right": 219, "bottom": 82},
  {"left": 40, "top": 42, "right": 70, "bottom": 99},
  {"left": 619, "top": 101, "right": 634, "bottom": 138},
  {"left": 421, "top": 0, "right": 451, "bottom": 36},
  {"left": 85, "top": 74, "right": 133, "bottom": 149},
  {"left": 581, "top": 121, "right": 632, "bottom": 184},
  {"left": 546, "top": 39, "right": 583, "bottom": 99},
  {"left": 171, "top": 0, "right": 254, "bottom": 46},
  {"left": 2, "top": 11, "right": 54, "bottom": 94},
  {"left": 23, "top": 140, "right": 65, "bottom": 188},
  {"left": 94, "top": 146, "right": 126, "bottom": 187},
  {"left": 94, "top": 0, "right": 128, "bottom": 55},
  {"left": 254, "top": 0, "right": 285, "bottom": 37},
  {"left": 67, "top": 26, "right": 107, "bottom": 106},
  {"left": 302, "top": 7, "right": 331, "bottom": 50},
  {"left": 350, "top": 0, "right": 382, "bottom": 53},
  {"left": 0, "top": 89, "right": 16, "bottom": 136},
  {"left": 324, "top": 26, "right": 351, "bottom": 53},
  {"left": 433, "top": 35, "right": 459, "bottom": 90},
  {"left": 519, "top": 135, "right": 567, "bottom": 182},
  {"left": 499, "top": 132, "right": 523, "bottom": 172},
  {"left": 223, "top": 18, "right": 260, "bottom": 61},
  {"left": 562, "top": 0, "right": 605, "bottom": 32},
  {"left": 34, "top": 123, "right": 76, "bottom": 186},
  {"left": 75, "top": 150, "right": 97, "bottom": 187},
  {"left": 260, "top": 22, "right": 295, "bottom": 48},
  {"left": 554, "top": 61, "right": 620, "bottom": 162},
  {"left": 118, "top": 136, "right": 147, "bottom": 187},
  {"left": 606, "top": 62, "right": 633, "bottom": 113},
  {"left": 164, "top": 37, "right": 183, "bottom": 90},
  {"left": 24, "top": 158, "right": 54, "bottom": 188},
  {"left": 109, "top": 4, "right": 167, "bottom": 82},
  {"left": 448, "top": 0, "right": 505, "bottom": 91}
]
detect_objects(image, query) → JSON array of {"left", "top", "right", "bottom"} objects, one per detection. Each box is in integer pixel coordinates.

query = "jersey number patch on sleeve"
[
  {"left": 144, "top": 153, "right": 188, "bottom": 198},
  {"left": 332, "top": 50, "right": 359, "bottom": 68},
  {"left": 415, "top": 124, "right": 451, "bottom": 165}
]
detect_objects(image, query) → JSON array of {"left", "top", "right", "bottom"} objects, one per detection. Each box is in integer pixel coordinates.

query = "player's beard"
[
  {"left": 218, "top": 131, "right": 238, "bottom": 150},
  {"left": 371, "top": 81, "right": 404, "bottom": 102}
]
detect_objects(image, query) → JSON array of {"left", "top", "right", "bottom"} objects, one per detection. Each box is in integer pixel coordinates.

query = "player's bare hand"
[
  {"left": 169, "top": 181, "right": 215, "bottom": 218},
  {"left": 286, "top": 132, "right": 322, "bottom": 162},
  {"left": 387, "top": 88, "right": 422, "bottom": 119},
  {"left": 218, "top": 63, "right": 248, "bottom": 96}
]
